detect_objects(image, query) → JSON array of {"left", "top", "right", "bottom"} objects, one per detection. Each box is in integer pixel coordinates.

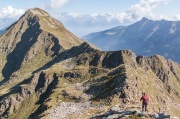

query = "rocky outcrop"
[
  {"left": 91, "top": 104, "right": 172, "bottom": 119},
  {"left": 0, "top": 71, "right": 59, "bottom": 118},
  {"left": 49, "top": 102, "right": 93, "bottom": 119},
  {"left": 136, "top": 55, "right": 180, "bottom": 99},
  {"left": 0, "top": 73, "right": 39, "bottom": 118}
]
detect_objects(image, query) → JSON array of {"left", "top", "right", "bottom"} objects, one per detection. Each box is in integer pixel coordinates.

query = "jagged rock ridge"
[{"left": 0, "top": 9, "right": 179, "bottom": 119}]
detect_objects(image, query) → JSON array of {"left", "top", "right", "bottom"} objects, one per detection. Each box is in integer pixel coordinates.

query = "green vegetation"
[
  {"left": 0, "top": 8, "right": 180, "bottom": 119},
  {"left": 9, "top": 94, "right": 39, "bottom": 119},
  {"left": 126, "top": 115, "right": 147, "bottom": 119}
]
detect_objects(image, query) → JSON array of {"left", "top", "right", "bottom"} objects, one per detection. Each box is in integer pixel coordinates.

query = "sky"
[{"left": 0, "top": 0, "right": 180, "bottom": 37}]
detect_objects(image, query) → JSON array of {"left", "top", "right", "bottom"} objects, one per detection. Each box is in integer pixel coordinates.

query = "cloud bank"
[
  {"left": 115, "top": 0, "right": 173, "bottom": 23},
  {"left": 0, "top": 6, "right": 25, "bottom": 30},
  {"left": 53, "top": 0, "right": 180, "bottom": 36},
  {"left": 53, "top": 12, "right": 123, "bottom": 37},
  {"left": 50, "top": 0, "right": 69, "bottom": 9},
  {"left": 0, "top": 6, "right": 24, "bottom": 19}
]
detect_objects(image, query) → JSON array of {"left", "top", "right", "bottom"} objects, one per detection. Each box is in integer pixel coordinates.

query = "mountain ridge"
[{"left": 0, "top": 9, "right": 179, "bottom": 118}]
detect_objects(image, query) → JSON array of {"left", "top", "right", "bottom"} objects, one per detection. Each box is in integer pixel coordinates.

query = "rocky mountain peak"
[
  {"left": 140, "top": 17, "right": 149, "bottom": 21},
  {"left": 26, "top": 8, "right": 50, "bottom": 17},
  {"left": 0, "top": 8, "right": 85, "bottom": 82},
  {"left": 21, "top": 8, "right": 66, "bottom": 34},
  {"left": 0, "top": 8, "right": 84, "bottom": 53}
]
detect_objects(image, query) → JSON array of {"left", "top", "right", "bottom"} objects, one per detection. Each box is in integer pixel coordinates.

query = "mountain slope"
[
  {"left": 0, "top": 8, "right": 83, "bottom": 52},
  {"left": 0, "top": 8, "right": 84, "bottom": 83},
  {"left": 0, "top": 42, "right": 180, "bottom": 118},
  {"left": 83, "top": 18, "right": 180, "bottom": 63},
  {"left": 0, "top": 9, "right": 179, "bottom": 119}
]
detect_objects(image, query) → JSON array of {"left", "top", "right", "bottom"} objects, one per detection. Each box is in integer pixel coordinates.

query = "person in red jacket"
[{"left": 140, "top": 92, "right": 150, "bottom": 112}]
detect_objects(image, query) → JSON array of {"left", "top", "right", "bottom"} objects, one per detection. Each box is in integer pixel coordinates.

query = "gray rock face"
[
  {"left": 49, "top": 102, "right": 92, "bottom": 119},
  {"left": 91, "top": 104, "right": 172, "bottom": 119}
]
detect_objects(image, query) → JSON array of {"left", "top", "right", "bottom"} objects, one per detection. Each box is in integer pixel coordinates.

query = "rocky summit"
[{"left": 0, "top": 8, "right": 180, "bottom": 119}]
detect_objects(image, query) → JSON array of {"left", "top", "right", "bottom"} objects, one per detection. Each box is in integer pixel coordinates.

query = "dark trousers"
[{"left": 142, "top": 102, "right": 147, "bottom": 112}]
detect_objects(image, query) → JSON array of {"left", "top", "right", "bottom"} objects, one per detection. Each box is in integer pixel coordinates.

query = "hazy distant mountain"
[
  {"left": 0, "top": 28, "right": 6, "bottom": 35},
  {"left": 52, "top": 12, "right": 127, "bottom": 37},
  {"left": 0, "top": 17, "right": 17, "bottom": 32},
  {"left": 0, "top": 9, "right": 180, "bottom": 119},
  {"left": 83, "top": 18, "right": 180, "bottom": 63},
  {"left": 0, "top": 30, "right": 3, "bottom": 35}
]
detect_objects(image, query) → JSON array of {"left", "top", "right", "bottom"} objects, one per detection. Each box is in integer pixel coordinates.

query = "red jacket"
[{"left": 140, "top": 95, "right": 149, "bottom": 104}]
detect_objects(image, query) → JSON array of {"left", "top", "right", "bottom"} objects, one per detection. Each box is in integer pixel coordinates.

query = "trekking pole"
[{"left": 141, "top": 88, "right": 144, "bottom": 96}]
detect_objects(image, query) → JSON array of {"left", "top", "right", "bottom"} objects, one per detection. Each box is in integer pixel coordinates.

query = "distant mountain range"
[
  {"left": 0, "top": 30, "right": 3, "bottom": 35},
  {"left": 0, "top": 28, "right": 6, "bottom": 35},
  {"left": 83, "top": 17, "right": 180, "bottom": 63}
]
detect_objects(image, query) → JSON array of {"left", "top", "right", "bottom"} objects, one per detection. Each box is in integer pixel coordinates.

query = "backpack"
[{"left": 143, "top": 96, "right": 148, "bottom": 104}]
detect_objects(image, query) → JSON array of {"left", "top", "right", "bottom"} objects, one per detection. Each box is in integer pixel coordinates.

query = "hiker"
[{"left": 140, "top": 92, "right": 150, "bottom": 112}]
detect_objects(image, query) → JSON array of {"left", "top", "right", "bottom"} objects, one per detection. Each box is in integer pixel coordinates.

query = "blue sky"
[
  {"left": 0, "top": 0, "right": 138, "bottom": 14},
  {"left": 0, "top": 0, "right": 179, "bottom": 15},
  {"left": 0, "top": 0, "right": 180, "bottom": 36}
]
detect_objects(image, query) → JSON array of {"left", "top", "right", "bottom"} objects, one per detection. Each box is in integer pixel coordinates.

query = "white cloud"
[
  {"left": 174, "top": 15, "right": 180, "bottom": 20},
  {"left": 0, "top": 6, "right": 24, "bottom": 19},
  {"left": 51, "top": 0, "right": 180, "bottom": 36},
  {"left": 1, "top": 0, "right": 179, "bottom": 37},
  {"left": 116, "top": 0, "right": 172, "bottom": 23},
  {"left": 50, "top": 0, "right": 69, "bottom": 9},
  {"left": 52, "top": 12, "right": 122, "bottom": 36},
  {"left": 51, "top": 0, "right": 179, "bottom": 36}
]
